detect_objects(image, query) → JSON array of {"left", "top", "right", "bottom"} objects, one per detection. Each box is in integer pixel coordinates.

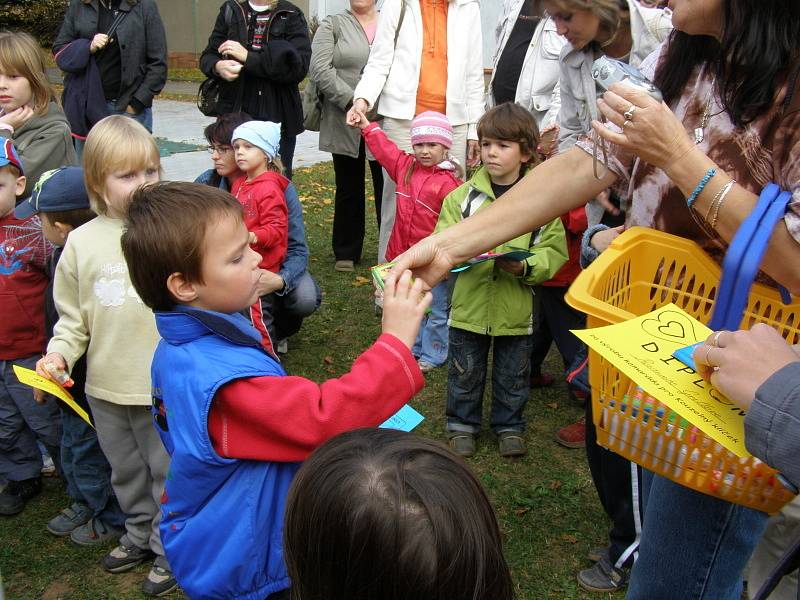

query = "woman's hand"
[
  {"left": 692, "top": 324, "right": 800, "bottom": 411},
  {"left": 215, "top": 60, "right": 243, "bottom": 82},
  {"left": 390, "top": 235, "right": 456, "bottom": 290},
  {"left": 590, "top": 224, "right": 624, "bottom": 253},
  {"left": 346, "top": 98, "right": 369, "bottom": 127},
  {"left": 466, "top": 140, "right": 480, "bottom": 167},
  {"left": 593, "top": 83, "right": 696, "bottom": 171},
  {"left": 218, "top": 40, "right": 248, "bottom": 63},
  {"left": 255, "top": 270, "right": 285, "bottom": 296},
  {"left": 90, "top": 33, "right": 109, "bottom": 53},
  {"left": 0, "top": 106, "right": 34, "bottom": 130}
]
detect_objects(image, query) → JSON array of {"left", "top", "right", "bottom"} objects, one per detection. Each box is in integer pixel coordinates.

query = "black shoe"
[
  {"left": 0, "top": 477, "right": 42, "bottom": 516},
  {"left": 102, "top": 542, "right": 155, "bottom": 573},
  {"left": 141, "top": 565, "right": 178, "bottom": 597}
]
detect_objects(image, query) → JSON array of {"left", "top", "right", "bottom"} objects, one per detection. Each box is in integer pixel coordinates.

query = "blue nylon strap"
[{"left": 708, "top": 183, "right": 792, "bottom": 331}]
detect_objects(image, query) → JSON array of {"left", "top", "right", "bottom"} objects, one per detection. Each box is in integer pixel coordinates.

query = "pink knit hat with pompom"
[{"left": 410, "top": 111, "right": 453, "bottom": 149}]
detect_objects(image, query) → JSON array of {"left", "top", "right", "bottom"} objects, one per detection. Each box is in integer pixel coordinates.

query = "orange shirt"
[{"left": 415, "top": 0, "right": 448, "bottom": 115}]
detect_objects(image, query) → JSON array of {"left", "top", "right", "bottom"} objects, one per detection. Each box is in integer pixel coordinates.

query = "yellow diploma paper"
[
  {"left": 13, "top": 364, "right": 93, "bottom": 428},
  {"left": 572, "top": 304, "right": 748, "bottom": 457}
]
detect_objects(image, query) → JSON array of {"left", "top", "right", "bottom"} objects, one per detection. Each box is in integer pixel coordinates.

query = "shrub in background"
[{"left": 0, "top": 0, "right": 69, "bottom": 47}]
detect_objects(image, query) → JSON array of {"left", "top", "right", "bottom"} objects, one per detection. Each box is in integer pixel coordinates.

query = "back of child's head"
[
  {"left": 121, "top": 181, "right": 244, "bottom": 312},
  {"left": 13, "top": 166, "right": 94, "bottom": 228},
  {"left": 231, "top": 120, "right": 284, "bottom": 174},
  {"left": 284, "top": 428, "right": 515, "bottom": 600},
  {"left": 0, "top": 31, "right": 55, "bottom": 116},
  {"left": 204, "top": 112, "right": 253, "bottom": 146},
  {"left": 83, "top": 115, "right": 160, "bottom": 215},
  {"left": 477, "top": 102, "right": 541, "bottom": 172}
]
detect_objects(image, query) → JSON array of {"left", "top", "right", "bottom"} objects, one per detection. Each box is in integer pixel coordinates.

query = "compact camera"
[{"left": 591, "top": 56, "right": 663, "bottom": 102}]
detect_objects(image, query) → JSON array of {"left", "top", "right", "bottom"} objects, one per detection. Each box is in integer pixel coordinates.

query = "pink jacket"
[{"left": 362, "top": 123, "right": 461, "bottom": 261}]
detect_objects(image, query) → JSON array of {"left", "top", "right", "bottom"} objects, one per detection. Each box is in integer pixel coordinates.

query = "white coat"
[{"left": 352, "top": 0, "right": 485, "bottom": 139}]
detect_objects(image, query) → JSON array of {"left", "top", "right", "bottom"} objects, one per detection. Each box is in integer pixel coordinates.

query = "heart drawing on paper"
[{"left": 640, "top": 310, "right": 698, "bottom": 346}]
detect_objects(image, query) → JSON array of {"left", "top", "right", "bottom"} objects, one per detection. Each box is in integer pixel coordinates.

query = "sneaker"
[
  {"left": 102, "top": 542, "right": 155, "bottom": 573},
  {"left": 530, "top": 372, "right": 556, "bottom": 388},
  {"left": 41, "top": 453, "right": 57, "bottom": 477},
  {"left": 70, "top": 517, "right": 124, "bottom": 546},
  {"left": 276, "top": 338, "right": 289, "bottom": 354},
  {"left": 498, "top": 432, "right": 527, "bottom": 457},
  {"left": 555, "top": 417, "right": 586, "bottom": 449},
  {"left": 334, "top": 259, "right": 355, "bottom": 272},
  {"left": 141, "top": 565, "right": 178, "bottom": 597},
  {"left": 577, "top": 554, "right": 628, "bottom": 592},
  {"left": 47, "top": 502, "right": 93, "bottom": 536},
  {"left": 0, "top": 477, "right": 42, "bottom": 516},
  {"left": 448, "top": 433, "right": 476, "bottom": 457},
  {"left": 417, "top": 360, "right": 437, "bottom": 374}
]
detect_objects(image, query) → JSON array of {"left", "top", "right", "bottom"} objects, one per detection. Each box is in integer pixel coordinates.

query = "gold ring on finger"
[{"left": 704, "top": 345, "right": 715, "bottom": 366}]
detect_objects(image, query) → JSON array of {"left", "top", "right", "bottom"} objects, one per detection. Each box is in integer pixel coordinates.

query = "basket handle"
[{"left": 708, "top": 183, "right": 793, "bottom": 331}]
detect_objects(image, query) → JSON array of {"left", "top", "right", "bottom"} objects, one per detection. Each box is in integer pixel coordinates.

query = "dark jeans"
[
  {"left": 530, "top": 286, "right": 586, "bottom": 380},
  {"left": 74, "top": 102, "right": 153, "bottom": 159},
  {"left": 279, "top": 134, "right": 296, "bottom": 180},
  {"left": 446, "top": 328, "right": 532, "bottom": 435},
  {"left": 331, "top": 141, "right": 384, "bottom": 262},
  {"left": 585, "top": 398, "right": 643, "bottom": 569},
  {"left": 61, "top": 409, "right": 126, "bottom": 528},
  {"left": 0, "top": 355, "right": 61, "bottom": 481},
  {"left": 258, "top": 272, "right": 322, "bottom": 343}
]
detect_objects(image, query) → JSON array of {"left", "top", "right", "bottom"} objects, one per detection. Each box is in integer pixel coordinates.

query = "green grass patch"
[{"left": 0, "top": 161, "right": 623, "bottom": 599}]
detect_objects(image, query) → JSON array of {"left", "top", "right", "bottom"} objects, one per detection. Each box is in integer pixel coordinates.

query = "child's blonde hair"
[
  {"left": 83, "top": 115, "right": 161, "bottom": 215},
  {"left": 0, "top": 31, "right": 57, "bottom": 116}
]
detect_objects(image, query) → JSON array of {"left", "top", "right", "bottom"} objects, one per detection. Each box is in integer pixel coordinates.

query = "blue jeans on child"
[
  {"left": 60, "top": 409, "right": 126, "bottom": 528},
  {"left": 412, "top": 281, "right": 449, "bottom": 366},
  {"left": 0, "top": 355, "right": 61, "bottom": 481},
  {"left": 446, "top": 328, "right": 532, "bottom": 434},
  {"left": 627, "top": 470, "right": 768, "bottom": 599}
]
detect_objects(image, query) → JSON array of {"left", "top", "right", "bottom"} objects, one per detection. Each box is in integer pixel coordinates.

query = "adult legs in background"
[
  {"left": 628, "top": 471, "right": 768, "bottom": 600},
  {"left": 271, "top": 272, "right": 322, "bottom": 342},
  {"left": 368, "top": 157, "right": 383, "bottom": 228},
  {"left": 412, "top": 281, "right": 449, "bottom": 367},
  {"left": 376, "top": 118, "right": 413, "bottom": 263},
  {"left": 746, "top": 496, "right": 800, "bottom": 599},
  {"left": 531, "top": 286, "right": 587, "bottom": 381},
  {"left": 332, "top": 147, "right": 367, "bottom": 263},
  {"left": 279, "top": 134, "right": 297, "bottom": 181}
]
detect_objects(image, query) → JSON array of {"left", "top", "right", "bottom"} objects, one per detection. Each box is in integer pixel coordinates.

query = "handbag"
[
  {"left": 197, "top": 3, "right": 236, "bottom": 117},
  {"left": 302, "top": 14, "right": 342, "bottom": 131}
]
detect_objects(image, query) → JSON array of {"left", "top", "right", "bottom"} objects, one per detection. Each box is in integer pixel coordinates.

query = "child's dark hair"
[
  {"left": 203, "top": 111, "right": 253, "bottom": 146},
  {"left": 284, "top": 428, "right": 515, "bottom": 600},
  {"left": 41, "top": 208, "right": 96, "bottom": 230},
  {"left": 121, "top": 182, "right": 243, "bottom": 311},
  {"left": 477, "top": 102, "right": 541, "bottom": 176}
]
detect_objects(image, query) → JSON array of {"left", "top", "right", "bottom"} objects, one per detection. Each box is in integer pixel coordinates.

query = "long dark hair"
[
  {"left": 284, "top": 428, "right": 515, "bottom": 600},
  {"left": 655, "top": 0, "right": 800, "bottom": 127}
]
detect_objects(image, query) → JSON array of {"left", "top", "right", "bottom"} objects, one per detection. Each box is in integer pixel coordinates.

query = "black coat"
[
  {"left": 199, "top": 0, "right": 311, "bottom": 137},
  {"left": 53, "top": 0, "right": 168, "bottom": 112},
  {"left": 54, "top": 38, "right": 109, "bottom": 137}
]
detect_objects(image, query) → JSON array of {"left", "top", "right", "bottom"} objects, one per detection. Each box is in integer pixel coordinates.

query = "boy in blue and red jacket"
[{"left": 121, "top": 181, "right": 430, "bottom": 600}]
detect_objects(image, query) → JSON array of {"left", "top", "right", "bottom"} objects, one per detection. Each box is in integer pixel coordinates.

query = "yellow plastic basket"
[{"left": 565, "top": 227, "right": 798, "bottom": 513}]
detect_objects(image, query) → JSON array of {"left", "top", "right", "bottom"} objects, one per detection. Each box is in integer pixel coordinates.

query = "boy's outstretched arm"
[{"left": 208, "top": 270, "right": 432, "bottom": 462}]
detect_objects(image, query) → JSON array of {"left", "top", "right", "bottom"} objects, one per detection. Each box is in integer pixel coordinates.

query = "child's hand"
[
  {"left": 381, "top": 269, "right": 432, "bottom": 349},
  {"left": 346, "top": 99, "right": 370, "bottom": 128},
  {"left": 496, "top": 258, "right": 524, "bottom": 276},
  {"left": 248, "top": 231, "right": 258, "bottom": 245}
]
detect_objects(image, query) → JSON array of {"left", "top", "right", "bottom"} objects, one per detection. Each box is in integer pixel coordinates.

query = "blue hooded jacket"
[{"left": 152, "top": 306, "right": 300, "bottom": 600}]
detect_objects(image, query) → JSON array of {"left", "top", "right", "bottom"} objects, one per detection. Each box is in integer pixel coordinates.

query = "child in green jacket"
[{"left": 435, "top": 103, "right": 567, "bottom": 458}]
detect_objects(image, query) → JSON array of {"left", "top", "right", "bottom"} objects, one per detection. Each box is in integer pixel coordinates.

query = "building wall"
[{"left": 156, "top": 0, "right": 495, "bottom": 69}]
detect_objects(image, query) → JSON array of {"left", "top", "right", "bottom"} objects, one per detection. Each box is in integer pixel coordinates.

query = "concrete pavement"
[{"left": 153, "top": 99, "right": 330, "bottom": 181}]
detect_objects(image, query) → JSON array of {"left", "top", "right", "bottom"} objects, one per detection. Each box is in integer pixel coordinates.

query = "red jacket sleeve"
[
  {"left": 251, "top": 180, "right": 288, "bottom": 267},
  {"left": 207, "top": 333, "right": 424, "bottom": 462},
  {"left": 362, "top": 122, "right": 413, "bottom": 185}
]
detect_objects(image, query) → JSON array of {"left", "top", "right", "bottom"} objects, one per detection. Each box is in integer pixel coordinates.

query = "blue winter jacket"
[{"left": 152, "top": 306, "right": 300, "bottom": 600}]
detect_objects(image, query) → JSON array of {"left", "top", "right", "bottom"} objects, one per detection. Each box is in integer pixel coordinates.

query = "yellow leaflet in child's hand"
[
  {"left": 13, "top": 365, "right": 94, "bottom": 428},
  {"left": 572, "top": 304, "right": 747, "bottom": 457}
]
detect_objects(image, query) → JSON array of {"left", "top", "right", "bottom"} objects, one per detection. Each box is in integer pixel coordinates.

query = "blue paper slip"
[
  {"left": 450, "top": 249, "right": 534, "bottom": 273},
  {"left": 673, "top": 341, "right": 704, "bottom": 371},
  {"left": 380, "top": 404, "right": 424, "bottom": 432}
]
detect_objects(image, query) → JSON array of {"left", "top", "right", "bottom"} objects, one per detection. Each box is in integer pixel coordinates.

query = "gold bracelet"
[
  {"left": 709, "top": 180, "right": 736, "bottom": 229},
  {"left": 704, "top": 182, "right": 728, "bottom": 222}
]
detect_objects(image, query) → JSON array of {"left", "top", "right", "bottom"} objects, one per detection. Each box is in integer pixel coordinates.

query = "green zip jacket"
[{"left": 435, "top": 166, "right": 568, "bottom": 336}]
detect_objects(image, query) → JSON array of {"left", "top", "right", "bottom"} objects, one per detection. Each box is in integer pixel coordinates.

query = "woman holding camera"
[{"left": 392, "top": 1, "right": 800, "bottom": 598}]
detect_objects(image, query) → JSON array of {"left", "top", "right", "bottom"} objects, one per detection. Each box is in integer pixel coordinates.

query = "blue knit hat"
[{"left": 232, "top": 121, "right": 281, "bottom": 160}]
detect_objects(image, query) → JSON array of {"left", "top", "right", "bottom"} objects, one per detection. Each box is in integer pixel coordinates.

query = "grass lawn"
[{"left": 0, "top": 162, "right": 625, "bottom": 600}]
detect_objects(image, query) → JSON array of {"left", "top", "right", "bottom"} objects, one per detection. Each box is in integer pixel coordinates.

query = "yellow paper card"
[
  {"left": 572, "top": 303, "right": 748, "bottom": 457},
  {"left": 13, "top": 364, "right": 93, "bottom": 428}
]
